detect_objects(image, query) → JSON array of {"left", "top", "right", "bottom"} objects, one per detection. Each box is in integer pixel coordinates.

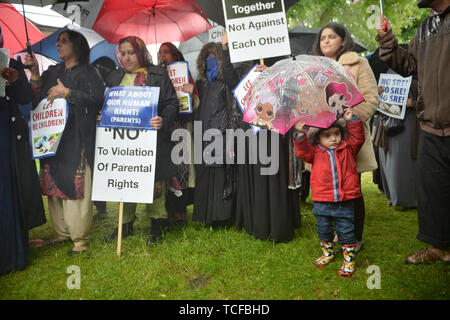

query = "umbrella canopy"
[
  {"left": 0, "top": 3, "right": 44, "bottom": 56},
  {"left": 289, "top": 25, "right": 368, "bottom": 55},
  {"left": 6, "top": 0, "right": 90, "bottom": 7},
  {"left": 177, "top": 25, "right": 211, "bottom": 80},
  {"left": 196, "top": 0, "right": 299, "bottom": 26},
  {"left": 19, "top": 24, "right": 118, "bottom": 65},
  {"left": 51, "top": 0, "right": 104, "bottom": 28},
  {"left": 243, "top": 54, "right": 365, "bottom": 135},
  {"left": 63, "top": 0, "right": 212, "bottom": 44}
]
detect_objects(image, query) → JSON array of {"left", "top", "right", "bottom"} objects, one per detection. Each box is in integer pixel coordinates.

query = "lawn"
[{"left": 0, "top": 173, "right": 448, "bottom": 300}]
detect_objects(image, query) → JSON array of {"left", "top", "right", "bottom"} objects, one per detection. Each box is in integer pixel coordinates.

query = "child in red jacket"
[{"left": 293, "top": 109, "right": 365, "bottom": 277}]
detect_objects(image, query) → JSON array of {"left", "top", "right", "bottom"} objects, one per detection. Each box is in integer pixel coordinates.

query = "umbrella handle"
[{"left": 20, "top": 43, "right": 32, "bottom": 70}]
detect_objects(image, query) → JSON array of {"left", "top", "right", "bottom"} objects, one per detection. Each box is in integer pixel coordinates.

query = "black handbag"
[{"left": 383, "top": 116, "right": 404, "bottom": 137}]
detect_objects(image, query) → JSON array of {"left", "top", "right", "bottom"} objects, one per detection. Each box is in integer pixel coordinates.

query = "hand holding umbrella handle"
[
  {"left": 294, "top": 120, "right": 306, "bottom": 134},
  {"left": 376, "top": 15, "right": 391, "bottom": 37},
  {"left": 22, "top": 43, "right": 32, "bottom": 70},
  {"left": 24, "top": 52, "right": 39, "bottom": 77}
]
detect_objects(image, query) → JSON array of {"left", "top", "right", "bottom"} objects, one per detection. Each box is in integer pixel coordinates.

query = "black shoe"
[
  {"left": 67, "top": 249, "right": 86, "bottom": 257},
  {"left": 173, "top": 219, "right": 187, "bottom": 229},
  {"left": 146, "top": 218, "right": 169, "bottom": 245},
  {"left": 104, "top": 221, "right": 134, "bottom": 242},
  {"left": 93, "top": 210, "right": 109, "bottom": 221}
]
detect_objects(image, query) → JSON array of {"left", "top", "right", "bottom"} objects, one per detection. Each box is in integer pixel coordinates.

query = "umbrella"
[
  {"left": 5, "top": 0, "right": 78, "bottom": 6},
  {"left": 177, "top": 24, "right": 212, "bottom": 80},
  {"left": 19, "top": 24, "right": 118, "bottom": 65},
  {"left": 53, "top": 0, "right": 212, "bottom": 44},
  {"left": 51, "top": 0, "right": 104, "bottom": 28},
  {"left": 0, "top": 3, "right": 44, "bottom": 56},
  {"left": 243, "top": 54, "right": 365, "bottom": 135},
  {"left": 289, "top": 25, "right": 367, "bottom": 55},
  {"left": 195, "top": 0, "right": 299, "bottom": 26}
]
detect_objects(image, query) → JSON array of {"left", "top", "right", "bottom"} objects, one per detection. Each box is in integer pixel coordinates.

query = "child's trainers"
[
  {"left": 339, "top": 244, "right": 356, "bottom": 278},
  {"left": 314, "top": 240, "right": 335, "bottom": 267}
]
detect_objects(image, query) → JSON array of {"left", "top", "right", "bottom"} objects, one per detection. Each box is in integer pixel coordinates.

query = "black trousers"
[{"left": 416, "top": 131, "right": 450, "bottom": 249}]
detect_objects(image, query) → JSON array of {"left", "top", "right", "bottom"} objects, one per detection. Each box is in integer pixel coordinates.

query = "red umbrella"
[
  {"left": 0, "top": 3, "right": 44, "bottom": 56},
  {"left": 91, "top": 0, "right": 212, "bottom": 44}
]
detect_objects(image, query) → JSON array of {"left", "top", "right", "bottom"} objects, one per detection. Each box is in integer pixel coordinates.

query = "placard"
[
  {"left": 208, "top": 25, "right": 226, "bottom": 43},
  {"left": 222, "top": 0, "right": 291, "bottom": 63},
  {"left": 100, "top": 86, "right": 159, "bottom": 129},
  {"left": 232, "top": 64, "right": 261, "bottom": 133},
  {"left": 166, "top": 61, "right": 193, "bottom": 113},
  {"left": 91, "top": 127, "right": 157, "bottom": 203},
  {"left": 29, "top": 97, "right": 68, "bottom": 159},
  {"left": 378, "top": 73, "right": 412, "bottom": 120}
]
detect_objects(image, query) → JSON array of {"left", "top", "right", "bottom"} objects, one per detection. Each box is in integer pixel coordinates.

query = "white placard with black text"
[
  {"left": 222, "top": 0, "right": 291, "bottom": 63},
  {"left": 92, "top": 127, "right": 157, "bottom": 203}
]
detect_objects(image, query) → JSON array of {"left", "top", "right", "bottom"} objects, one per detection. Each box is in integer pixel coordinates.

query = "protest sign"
[
  {"left": 166, "top": 61, "right": 193, "bottom": 113},
  {"left": 232, "top": 64, "right": 261, "bottom": 133},
  {"left": 100, "top": 86, "right": 159, "bottom": 129},
  {"left": 29, "top": 97, "right": 68, "bottom": 159},
  {"left": 92, "top": 127, "right": 157, "bottom": 203},
  {"left": 378, "top": 73, "right": 412, "bottom": 120},
  {"left": 222, "top": 0, "right": 291, "bottom": 63},
  {"left": 208, "top": 25, "right": 226, "bottom": 43}
]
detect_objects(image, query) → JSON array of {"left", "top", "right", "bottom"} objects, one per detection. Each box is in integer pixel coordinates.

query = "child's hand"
[
  {"left": 343, "top": 108, "right": 354, "bottom": 120},
  {"left": 294, "top": 121, "right": 306, "bottom": 133}
]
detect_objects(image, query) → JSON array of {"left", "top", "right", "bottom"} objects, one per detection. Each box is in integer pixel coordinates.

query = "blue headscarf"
[{"left": 206, "top": 56, "right": 218, "bottom": 83}]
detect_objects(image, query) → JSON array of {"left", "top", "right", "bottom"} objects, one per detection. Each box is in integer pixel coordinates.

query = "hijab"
[{"left": 116, "top": 36, "right": 152, "bottom": 86}]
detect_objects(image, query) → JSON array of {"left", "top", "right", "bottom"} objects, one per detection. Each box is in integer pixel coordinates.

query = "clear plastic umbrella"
[{"left": 243, "top": 54, "right": 365, "bottom": 135}]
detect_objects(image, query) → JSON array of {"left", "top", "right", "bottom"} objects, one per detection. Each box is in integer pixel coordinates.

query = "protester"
[
  {"left": 219, "top": 33, "right": 301, "bottom": 242},
  {"left": 25, "top": 30, "right": 104, "bottom": 257},
  {"left": 313, "top": 23, "right": 379, "bottom": 252},
  {"left": 376, "top": 0, "right": 450, "bottom": 264},
  {"left": 1, "top": 31, "right": 46, "bottom": 274},
  {"left": 377, "top": 72, "right": 420, "bottom": 208},
  {"left": 157, "top": 42, "right": 199, "bottom": 228},
  {"left": 104, "top": 36, "right": 178, "bottom": 244},
  {"left": 91, "top": 56, "right": 117, "bottom": 220},
  {"left": 192, "top": 41, "right": 237, "bottom": 226},
  {"left": 293, "top": 109, "right": 365, "bottom": 278}
]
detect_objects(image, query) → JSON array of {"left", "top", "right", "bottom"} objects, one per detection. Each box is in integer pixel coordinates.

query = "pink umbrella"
[
  {"left": 243, "top": 55, "right": 365, "bottom": 135},
  {"left": 91, "top": 0, "right": 212, "bottom": 44}
]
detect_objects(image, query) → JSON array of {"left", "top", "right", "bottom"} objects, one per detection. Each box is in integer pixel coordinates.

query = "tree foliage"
[{"left": 287, "top": 0, "right": 430, "bottom": 53}]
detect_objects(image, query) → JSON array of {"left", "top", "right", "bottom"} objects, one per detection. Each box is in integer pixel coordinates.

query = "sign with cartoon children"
[
  {"left": 232, "top": 64, "right": 262, "bottom": 133},
  {"left": 29, "top": 97, "right": 68, "bottom": 159},
  {"left": 377, "top": 73, "right": 412, "bottom": 120},
  {"left": 166, "top": 61, "right": 193, "bottom": 114},
  {"left": 243, "top": 55, "right": 365, "bottom": 135}
]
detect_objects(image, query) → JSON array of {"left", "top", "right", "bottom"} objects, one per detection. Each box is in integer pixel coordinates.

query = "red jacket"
[{"left": 294, "top": 119, "right": 365, "bottom": 202}]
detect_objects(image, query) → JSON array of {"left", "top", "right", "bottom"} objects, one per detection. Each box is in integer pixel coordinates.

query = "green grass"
[{"left": 1, "top": 173, "right": 449, "bottom": 300}]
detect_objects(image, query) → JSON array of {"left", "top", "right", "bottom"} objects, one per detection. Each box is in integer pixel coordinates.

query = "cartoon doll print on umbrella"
[{"left": 243, "top": 54, "right": 365, "bottom": 135}]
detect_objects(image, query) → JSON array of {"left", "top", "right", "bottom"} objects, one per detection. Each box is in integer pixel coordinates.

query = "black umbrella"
[
  {"left": 196, "top": 0, "right": 299, "bottom": 26},
  {"left": 288, "top": 25, "right": 368, "bottom": 56}
]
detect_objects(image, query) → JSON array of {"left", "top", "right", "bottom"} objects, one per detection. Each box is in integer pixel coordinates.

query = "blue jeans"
[{"left": 313, "top": 201, "right": 356, "bottom": 245}]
